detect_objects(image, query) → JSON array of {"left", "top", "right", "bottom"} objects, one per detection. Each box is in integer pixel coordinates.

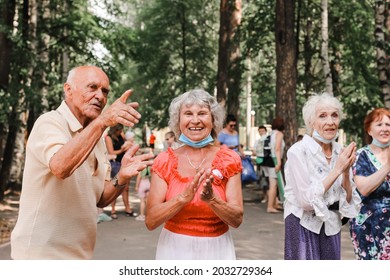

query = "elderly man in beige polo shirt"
[{"left": 10, "top": 65, "right": 154, "bottom": 259}]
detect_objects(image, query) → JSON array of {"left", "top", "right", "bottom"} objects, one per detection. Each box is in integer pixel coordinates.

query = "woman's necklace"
[
  {"left": 185, "top": 151, "right": 206, "bottom": 172},
  {"left": 322, "top": 144, "right": 333, "bottom": 160},
  {"left": 324, "top": 150, "right": 332, "bottom": 159}
]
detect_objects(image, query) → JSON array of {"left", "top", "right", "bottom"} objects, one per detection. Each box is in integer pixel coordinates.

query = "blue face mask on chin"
[
  {"left": 178, "top": 133, "right": 214, "bottom": 148},
  {"left": 371, "top": 137, "right": 390, "bottom": 148},
  {"left": 312, "top": 130, "right": 338, "bottom": 144}
]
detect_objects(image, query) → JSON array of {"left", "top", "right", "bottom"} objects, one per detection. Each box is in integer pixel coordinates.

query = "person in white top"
[
  {"left": 283, "top": 92, "right": 361, "bottom": 260},
  {"left": 263, "top": 118, "right": 285, "bottom": 213},
  {"left": 252, "top": 125, "right": 268, "bottom": 202},
  {"left": 11, "top": 65, "right": 154, "bottom": 259}
]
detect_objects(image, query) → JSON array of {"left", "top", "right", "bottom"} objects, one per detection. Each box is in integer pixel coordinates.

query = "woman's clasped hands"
[
  {"left": 335, "top": 142, "right": 357, "bottom": 174},
  {"left": 179, "top": 168, "right": 216, "bottom": 203}
]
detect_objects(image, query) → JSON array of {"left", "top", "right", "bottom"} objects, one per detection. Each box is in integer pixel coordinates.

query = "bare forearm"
[
  {"left": 145, "top": 196, "right": 187, "bottom": 230},
  {"left": 342, "top": 176, "right": 353, "bottom": 203},
  {"left": 274, "top": 145, "right": 282, "bottom": 171},
  {"left": 50, "top": 117, "right": 106, "bottom": 179},
  {"left": 97, "top": 181, "right": 125, "bottom": 207},
  {"left": 355, "top": 164, "right": 390, "bottom": 196},
  {"left": 322, "top": 169, "right": 341, "bottom": 193},
  {"left": 207, "top": 198, "right": 243, "bottom": 228},
  {"left": 111, "top": 148, "right": 124, "bottom": 155}
]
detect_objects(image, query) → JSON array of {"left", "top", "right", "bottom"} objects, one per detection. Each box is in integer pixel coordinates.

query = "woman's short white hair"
[
  {"left": 168, "top": 89, "right": 225, "bottom": 140},
  {"left": 302, "top": 92, "right": 344, "bottom": 135}
]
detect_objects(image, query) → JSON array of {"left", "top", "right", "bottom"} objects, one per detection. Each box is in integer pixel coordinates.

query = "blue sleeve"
[
  {"left": 353, "top": 148, "right": 373, "bottom": 177},
  {"left": 218, "top": 132, "right": 226, "bottom": 144}
]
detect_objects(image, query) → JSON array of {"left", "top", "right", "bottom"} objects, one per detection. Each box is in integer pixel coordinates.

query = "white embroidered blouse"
[{"left": 283, "top": 135, "right": 361, "bottom": 235}]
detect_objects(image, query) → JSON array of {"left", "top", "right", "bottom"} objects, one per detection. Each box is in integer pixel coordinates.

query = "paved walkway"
[{"left": 0, "top": 184, "right": 356, "bottom": 260}]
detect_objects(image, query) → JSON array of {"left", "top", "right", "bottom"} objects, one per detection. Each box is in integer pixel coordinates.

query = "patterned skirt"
[{"left": 284, "top": 214, "right": 341, "bottom": 260}]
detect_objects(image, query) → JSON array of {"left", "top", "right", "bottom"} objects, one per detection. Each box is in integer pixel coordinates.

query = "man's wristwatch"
[{"left": 111, "top": 175, "right": 127, "bottom": 189}]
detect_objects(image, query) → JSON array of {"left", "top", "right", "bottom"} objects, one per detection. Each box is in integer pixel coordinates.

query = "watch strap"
[{"left": 112, "top": 175, "right": 127, "bottom": 189}]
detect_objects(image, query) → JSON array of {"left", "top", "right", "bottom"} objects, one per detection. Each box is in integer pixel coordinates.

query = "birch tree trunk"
[
  {"left": 321, "top": 0, "right": 333, "bottom": 95},
  {"left": 375, "top": 0, "right": 390, "bottom": 107},
  {"left": 303, "top": 0, "right": 314, "bottom": 99}
]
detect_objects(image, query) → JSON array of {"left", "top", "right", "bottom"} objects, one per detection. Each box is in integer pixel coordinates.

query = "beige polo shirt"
[{"left": 11, "top": 101, "right": 110, "bottom": 259}]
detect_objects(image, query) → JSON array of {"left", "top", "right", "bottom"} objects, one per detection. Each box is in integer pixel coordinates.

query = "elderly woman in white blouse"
[{"left": 283, "top": 93, "right": 361, "bottom": 260}]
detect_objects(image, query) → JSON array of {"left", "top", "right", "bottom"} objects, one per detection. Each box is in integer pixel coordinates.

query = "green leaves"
[
  {"left": 0, "top": 0, "right": 384, "bottom": 142},
  {"left": 117, "top": 0, "right": 219, "bottom": 128}
]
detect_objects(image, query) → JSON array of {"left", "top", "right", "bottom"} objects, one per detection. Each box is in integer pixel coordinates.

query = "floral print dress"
[{"left": 350, "top": 146, "right": 390, "bottom": 260}]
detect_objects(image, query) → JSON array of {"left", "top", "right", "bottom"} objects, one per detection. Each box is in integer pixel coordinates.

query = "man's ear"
[{"left": 63, "top": 83, "right": 72, "bottom": 99}]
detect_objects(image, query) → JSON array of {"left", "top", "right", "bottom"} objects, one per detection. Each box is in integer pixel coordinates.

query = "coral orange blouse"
[{"left": 152, "top": 145, "right": 242, "bottom": 237}]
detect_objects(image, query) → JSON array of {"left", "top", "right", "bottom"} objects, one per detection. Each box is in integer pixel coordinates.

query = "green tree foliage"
[
  {"left": 242, "top": 0, "right": 383, "bottom": 144},
  {"left": 0, "top": 0, "right": 127, "bottom": 195},
  {"left": 241, "top": 0, "right": 276, "bottom": 125},
  {"left": 330, "top": 0, "right": 382, "bottom": 144},
  {"left": 123, "top": 0, "right": 219, "bottom": 128}
]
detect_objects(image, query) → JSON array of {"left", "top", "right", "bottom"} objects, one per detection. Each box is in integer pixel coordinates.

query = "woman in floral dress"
[{"left": 350, "top": 107, "right": 390, "bottom": 260}]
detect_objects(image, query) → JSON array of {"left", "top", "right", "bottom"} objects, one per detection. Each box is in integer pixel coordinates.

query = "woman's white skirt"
[{"left": 156, "top": 228, "right": 236, "bottom": 260}]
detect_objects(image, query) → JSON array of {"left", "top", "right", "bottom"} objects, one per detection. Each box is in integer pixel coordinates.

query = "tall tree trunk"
[
  {"left": 13, "top": 0, "right": 38, "bottom": 189},
  {"left": 245, "top": 56, "right": 252, "bottom": 149},
  {"left": 0, "top": 0, "right": 16, "bottom": 201},
  {"left": 226, "top": 0, "right": 241, "bottom": 118},
  {"left": 375, "top": 0, "right": 390, "bottom": 107},
  {"left": 275, "top": 0, "right": 297, "bottom": 152},
  {"left": 0, "top": 0, "right": 15, "bottom": 89},
  {"left": 216, "top": 0, "right": 230, "bottom": 108},
  {"left": 36, "top": 0, "right": 50, "bottom": 110},
  {"left": 0, "top": 107, "right": 19, "bottom": 200},
  {"left": 303, "top": 0, "right": 313, "bottom": 100},
  {"left": 0, "top": 124, "right": 4, "bottom": 170},
  {"left": 26, "top": 0, "right": 38, "bottom": 138},
  {"left": 26, "top": 0, "right": 50, "bottom": 139},
  {"left": 321, "top": 0, "right": 333, "bottom": 95},
  {"left": 61, "top": 0, "right": 71, "bottom": 83},
  {"left": 216, "top": 0, "right": 241, "bottom": 116}
]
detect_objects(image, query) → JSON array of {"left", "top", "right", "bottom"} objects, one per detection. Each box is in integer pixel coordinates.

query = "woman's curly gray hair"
[
  {"left": 168, "top": 89, "right": 225, "bottom": 140},
  {"left": 302, "top": 92, "right": 344, "bottom": 135}
]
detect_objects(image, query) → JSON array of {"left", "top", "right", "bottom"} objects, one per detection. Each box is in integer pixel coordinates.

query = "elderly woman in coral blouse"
[{"left": 145, "top": 89, "right": 243, "bottom": 260}]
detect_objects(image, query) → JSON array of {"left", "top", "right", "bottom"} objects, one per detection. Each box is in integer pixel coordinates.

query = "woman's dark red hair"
[
  {"left": 271, "top": 117, "right": 285, "bottom": 131},
  {"left": 363, "top": 107, "right": 390, "bottom": 143}
]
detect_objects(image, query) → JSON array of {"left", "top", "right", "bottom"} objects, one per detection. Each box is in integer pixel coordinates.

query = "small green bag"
[{"left": 255, "top": 157, "right": 264, "bottom": 165}]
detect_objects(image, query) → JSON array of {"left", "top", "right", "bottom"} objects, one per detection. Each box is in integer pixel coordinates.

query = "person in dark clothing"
[{"left": 105, "top": 124, "right": 138, "bottom": 218}]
